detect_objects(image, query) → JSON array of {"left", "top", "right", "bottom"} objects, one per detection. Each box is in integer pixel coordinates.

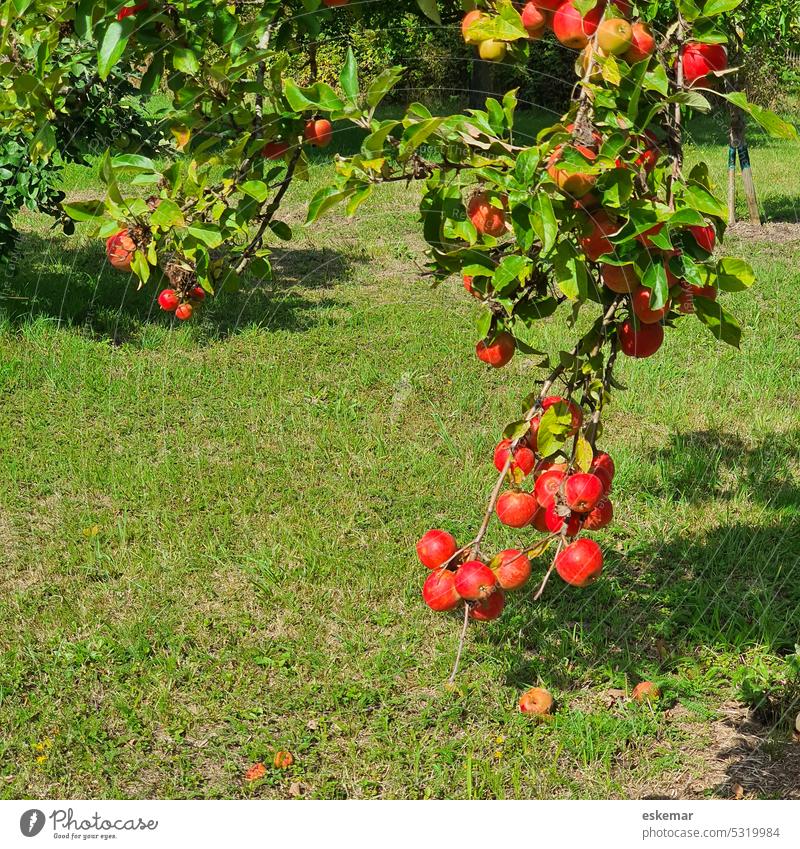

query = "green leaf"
[
  {"left": 97, "top": 20, "right": 134, "bottom": 81},
  {"left": 306, "top": 186, "right": 354, "bottom": 223},
  {"left": 240, "top": 180, "right": 269, "bottom": 203},
  {"left": 361, "top": 120, "right": 400, "bottom": 157},
  {"left": 62, "top": 200, "right": 105, "bottom": 222},
  {"left": 514, "top": 147, "right": 540, "bottom": 185},
  {"left": 415, "top": 0, "right": 441, "bottom": 23},
  {"left": 530, "top": 193, "right": 558, "bottom": 254},
  {"left": 720, "top": 92, "right": 798, "bottom": 140},
  {"left": 553, "top": 242, "right": 587, "bottom": 301},
  {"left": 398, "top": 118, "right": 444, "bottom": 160},
  {"left": 492, "top": 255, "right": 530, "bottom": 294},
  {"left": 537, "top": 405, "right": 573, "bottom": 458},
  {"left": 667, "top": 90, "right": 711, "bottom": 112},
  {"left": 716, "top": 257, "right": 755, "bottom": 292},
  {"left": 702, "top": 0, "right": 743, "bottom": 16},
  {"left": 683, "top": 184, "right": 727, "bottom": 219},
  {"left": 340, "top": 48, "right": 359, "bottom": 104},
  {"left": 693, "top": 297, "right": 741, "bottom": 347},
  {"left": 112, "top": 154, "right": 158, "bottom": 174},
  {"left": 574, "top": 436, "right": 594, "bottom": 472},
  {"left": 640, "top": 262, "right": 669, "bottom": 309},
  {"left": 187, "top": 223, "right": 224, "bottom": 248},
  {"left": 366, "top": 68, "right": 405, "bottom": 109},
  {"left": 172, "top": 47, "right": 200, "bottom": 75},
  {"left": 284, "top": 80, "right": 344, "bottom": 113},
  {"left": 268, "top": 221, "right": 292, "bottom": 241},
  {"left": 503, "top": 419, "right": 532, "bottom": 442},
  {"left": 150, "top": 199, "right": 185, "bottom": 229},
  {"left": 212, "top": 7, "right": 238, "bottom": 48},
  {"left": 131, "top": 249, "right": 150, "bottom": 284}
]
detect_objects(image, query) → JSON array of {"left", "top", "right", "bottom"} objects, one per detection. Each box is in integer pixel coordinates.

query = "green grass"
[{"left": 1, "top": 110, "right": 799, "bottom": 799}]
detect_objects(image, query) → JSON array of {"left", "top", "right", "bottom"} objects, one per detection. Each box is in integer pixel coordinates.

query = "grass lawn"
[{"left": 1, "top": 109, "right": 799, "bottom": 800}]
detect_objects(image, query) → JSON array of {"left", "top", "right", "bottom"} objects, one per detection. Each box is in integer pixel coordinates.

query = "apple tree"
[
  {"left": 1, "top": 1, "right": 434, "bottom": 315},
  {"left": 308, "top": 0, "right": 796, "bottom": 686}
]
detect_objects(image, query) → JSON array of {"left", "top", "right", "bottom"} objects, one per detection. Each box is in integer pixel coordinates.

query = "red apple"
[
  {"left": 416, "top": 529, "right": 457, "bottom": 570},
  {"left": 678, "top": 291, "right": 695, "bottom": 314},
  {"left": 547, "top": 143, "right": 598, "bottom": 198},
  {"left": 544, "top": 503, "right": 582, "bottom": 536},
  {"left": 323, "top": 0, "right": 349, "bottom": 6},
  {"left": 521, "top": 2, "right": 547, "bottom": 37},
  {"left": 106, "top": 229, "right": 136, "bottom": 272},
  {"left": 555, "top": 538, "right": 603, "bottom": 586},
  {"left": 601, "top": 263, "right": 639, "bottom": 293},
  {"left": 496, "top": 490, "right": 538, "bottom": 528},
  {"left": 469, "top": 589, "right": 506, "bottom": 621},
  {"left": 422, "top": 570, "right": 462, "bottom": 611},
  {"left": 552, "top": 0, "right": 604, "bottom": 50},
  {"left": 583, "top": 497, "right": 613, "bottom": 530},
  {"left": 534, "top": 470, "right": 565, "bottom": 508},
  {"left": 304, "top": 118, "right": 333, "bottom": 148},
  {"left": 494, "top": 439, "right": 536, "bottom": 476},
  {"left": 632, "top": 681, "right": 661, "bottom": 702},
  {"left": 635, "top": 130, "right": 661, "bottom": 173},
  {"left": 530, "top": 505, "right": 550, "bottom": 533},
  {"left": 564, "top": 472, "right": 604, "bottom": 513},
  {"left": 175, "top": 302, "right": 193, "bottom": 321},
  {"left": 590, "top": 452, "right": 615, "bottom": 487},
  {"left": 681, "top": 42, "right": 728, "bottom": 86},
  {"left": 689, "top": 224, "right": 716, "bottom": 253},
  {"left": 463, "top": 275, "right": 491, "bottom": 299},
  {"left": 455, "top": 560, "right": 497, "bottom": 601},
  {"left": 491, "top": 549, "right": 532, "bottom": 591},
  {"left": 618, "top": 318, "right": 664, "bottom": 358},
  {"left": 526, "top": 416, "right": 540, "bottom": 451},
  {"left": 461, "top": 9, "right": 486, "bottom": 45},
  {"left": 189, "top": 285, "right": 206, "bottom": 302},
  {"left": 261, "top": 140, "right": 290, "bottom": 160},
  {"left": 624, "top": 21, "right": 655, "bottom": 63},
  {"left": 476, "top": 331, "right": 515, "bottom": 368},
  {"left": 581, "top": 211, "right": 619, "bottom": 261},
  {"left": 688, "top": 283, "right": 717, "bottom": 300},
  {"left": 117, "top": 1, "right": 147, "bottom": 21},
  {"left": 519, "top": 686, "right": 554, "bottom": 715},
  {"left": 468, "top": 192, "right": 507, "bottom": 237},
  {"left": 158, "top": 289, "right": 179, "bottom": 312},
  {"left": 632, "top": 286, "right": 670, "bottom": 324}
]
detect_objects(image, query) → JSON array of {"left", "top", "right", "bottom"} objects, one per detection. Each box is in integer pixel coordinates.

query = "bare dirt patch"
[
  {"left": 642, "top": 701, "right": 799, "bottom": 800},
  {"left": 727, "top": 221, "right": 800, "bottom": 243}
]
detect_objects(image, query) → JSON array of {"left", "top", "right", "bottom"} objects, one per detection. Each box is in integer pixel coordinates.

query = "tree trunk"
[{"left": 468, "top": 57, "right": 492, "bottom": 109}]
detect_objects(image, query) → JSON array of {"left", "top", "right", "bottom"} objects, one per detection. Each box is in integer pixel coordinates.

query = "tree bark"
[{"left": 468, "top": 57, "right": 492, "bottom": 109}]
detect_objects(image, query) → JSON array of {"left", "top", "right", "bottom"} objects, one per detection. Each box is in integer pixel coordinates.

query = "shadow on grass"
[
  {"left": 0, "top": 232, "right": 366, "bottom": 344},
  {"left": 761, "top": 194, "right": 800, "bottom": 224},
  {"left": 480, "top": 428, "right": 800, "bottom": 794}
]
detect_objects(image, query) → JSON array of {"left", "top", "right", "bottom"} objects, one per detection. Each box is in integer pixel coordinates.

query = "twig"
[
  {"left": 448, "top": 603, "right": 471, "bottom": 685},
  {"left": 234, "top": 147, "right": 302, "bottom": 274},
  {"left": 470, "top": 454, "right": 512, "bottom": 557},
  {"left": 533, "top": 535, "right": 566, "bottom": 601}
]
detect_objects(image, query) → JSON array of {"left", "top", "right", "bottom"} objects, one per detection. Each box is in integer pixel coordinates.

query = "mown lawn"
[{"left": 1, "top": 109, "right": 799, "bottom": 799}]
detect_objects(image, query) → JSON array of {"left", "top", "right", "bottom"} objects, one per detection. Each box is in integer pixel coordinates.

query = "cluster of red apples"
[
  {"left": 105, "top": 229, "right": 207, "bottom": 320},
  {"left": 419, "top": 395, "right": 614, "bottom": 621},
  {"left": 463, "top": 2, "right": 727, "bottom": 364},
  {"left": 463, "top": 1, "right": 727, "bottom": 92}
]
